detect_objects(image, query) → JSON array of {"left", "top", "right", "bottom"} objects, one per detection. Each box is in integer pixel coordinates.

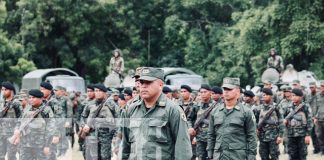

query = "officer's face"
[
  {"left": 94, "top": 89, "right": 106, "bottom": 100},
  {"left": 292, "top": 94, "right": 302, "bottom": 104},
  {"left": 223, "top": 87, "right": 239, "bottom": 101},
  {"left": 199, "top": 88, "right": 211, "bottom": 102},
  {"left": 139, "top": 79, "right": 163, "bottom": 99},
  {"left": 87, "top": 89, "right": 95, "bottom": 99},
  {"left": 40, "top": 87, "right": 51, "bottom": 98},
  {"left": 180, "top": 89, "right": 191, "bottom": 100},
  {"left": 29, "top": 96, "right": 42, "bottom": 107}
]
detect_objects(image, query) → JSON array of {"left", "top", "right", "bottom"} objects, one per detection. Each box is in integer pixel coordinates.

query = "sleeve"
[
  {"left": 245, "top": 109, "right": 257, "bottom": 160},
  {"left": 207, "top": 110, "right": 216, "bottom": 158},
  {"left": 170, "top": 106, "right": 192, "bottom": 160},
  {"left": 305, "top": 105, "right": 313, "bottom": 136},
  {"left": 45, "top": 108, "right": 58, "bottom": 147},
  {"left": 80, "top": 104, "right": 90, "bottom": 127}
]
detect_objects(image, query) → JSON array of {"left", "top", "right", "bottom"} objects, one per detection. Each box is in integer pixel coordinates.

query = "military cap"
[
  {"left": 211, "top": 86, "right": 223, "bottom": 94},
  {"left": 119, "top": 94, "right": 125, "bottom": 100},
  {"left": 1, "top": 81, "right": 15, "bottom": 91},
  {"left": 309, "top": 82, "right": 316, "bottom": 87},
  {"left": 292, "top": 79, "right": 300, "bottom": 84},
  {"left": 54, "top": 86, "right": 65, "bottom": 91},
  {"left": 29, "top": 89, "right": 44, "bottom": 98},
  {"left": 263, "top": 80, "right": 272, "bottom": 85},
  {"left": 111, "top": 88, "right": 120, "bottom": 96},
  {"left": 163, "top": 86, "right": 172, "bottom": 93},
  {"left": 320, "top": 80, "right": 324, "bottom": 86},
  {"left": 280, "top": 85, "right": 292, "bottom": 92},
  {"left": 133, "top": 67, "right": 143, "bottom": 78},
  {"left": 243, "top": 90, "right": 255, "bottom": 97},
  {"left": 17, "top": 92, "right": 28, "bottom": 101},
  {"left": 262, "top": 88, "right": 273, "bottom": 96},
  {"left": 292, "top": 88, "right": 303, "bottom": 97},
  {"left": 40, "top": 82, "right": 53, "bottom": 90},
  {"left": 87, "top": 84, "right": 95, "bottom": 90},
  {"left": 180, "top": 85, "right": 192, "bottom": 93},
  {"left": 222, "top": 77, "right": 240, "bottom": 89},
  {"left": 123, "top": 88, "right": 133, "bottom": 96},
  {"left": 200, "top": 84, "right": 211, "bottom": 91},
  {"left": 139, "top": 67, "right": 164, "bottom": 81},
  {"left": 94, "top": 84, "right": 107, "bottom": 92}
]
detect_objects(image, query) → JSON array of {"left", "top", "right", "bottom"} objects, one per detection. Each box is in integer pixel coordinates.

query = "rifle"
[
  {"left": 112, "top": 68, "right": 124, "bottom": 79},
  {"left": 78, "top": 99, "right": 108, "bottom": 139},
  {"left": 0, "top": 100, "right": 12, "bottom": 118},
  {"left": 193, "top": 104, "right": 215, "bottom": 134},
  {"left": 257, "top": 105, "right": 276, "bottom": 136},
  {"left": 284, "top": 103, "right": 304, "bottom": 125},
  {"left": 8, "top": 95, "right": 53, "bottom": 144}
]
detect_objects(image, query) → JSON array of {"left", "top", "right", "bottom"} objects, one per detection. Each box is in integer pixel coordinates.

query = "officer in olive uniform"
[
  {"left": 188, "top": 84, "right": 215, "bottom": 160},
  {"left": 17, "top": 89, "right": 58, "bottom": 160},
  {"left": 307, "top": 82, "right": 320, "bottom": 153},
  {"left": 282, "top": 88, "right": 312, "bottom": 160},
  {"left": 0, "top": 82, "right": 21, "bottom": 160},
  {"left": 120, "top": 67, "right": 192, "bottom": 160},
  {"left": 254, "top": 88, "right": 284, "bottom": 160},
  {"left": 207, "top": 77, "right": 257, "bottom": 160},
  {"left": 82, "top": 84, "right": 118, "bottom": 160},
  {"left": 314, "top": 80, "right": 324, "bottom": 155}
]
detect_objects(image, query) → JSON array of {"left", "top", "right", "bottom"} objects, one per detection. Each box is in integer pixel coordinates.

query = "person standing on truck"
[{"left": 108, "top": 49, "right": 124, "bottom": 79}]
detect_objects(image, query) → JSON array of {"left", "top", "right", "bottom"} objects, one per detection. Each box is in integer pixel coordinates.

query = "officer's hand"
[
  {"left": 83, "top": 125, "right": 90, "bottom": 133},
  {"left": 43, "top": 147, "right": 50, "bottom": 156},
  {"left": 188, "top": 128, "right": 196, "bottom": 136},
  {"left": 304, "top": 136, "right": 311, "bottom": 145},
  {"left": 14, "top": 129, "right": 20, "bottom": 136},
  {"left": 276, "top": 137, "right": 282, "bottom": 144},
  {"left": 313, "top": 118, "right": 318, "bottom": 125},
  {"left": 52, "top": 136, "right": 60, "bottom": 144}
]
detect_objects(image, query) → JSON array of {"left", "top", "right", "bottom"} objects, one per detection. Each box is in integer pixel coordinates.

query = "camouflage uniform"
[
  {"left": 282, "top": 102, "right": 312, "bottom": 160},
  {"left": 207, "top": 103, "right": 257, "bottom": 160},
  {"left": 0, "top": 99, "right": 21, "bottom": 160},
  {"left": 307, "top": 92, "right": 320, "bottom": 153},
  {"left": 267, "top": 55, "right": 284, "bottom": 73},
  {"left": 79, "top": 98, "right": 95, "bottom": 157},
  {"left": 190, "top": 100, "right": 215, "bottom": 160},
  {"left": 254, "top": 103, "right": 284, "bottom": 160},
  {"left": 120, "top": 94, "right": 192, "bottom": 160},
  {"left": 315, "top": 91, "right": 324, "bottom": 154},
  {"left": 18, "top": 103, "right": 58, "bottom": 160},
  {"left": 109, "top": 56, "right": 124, "bottom": 75},
  {"left": 85, "top": 98, "right": 118, "bottom": 160}
]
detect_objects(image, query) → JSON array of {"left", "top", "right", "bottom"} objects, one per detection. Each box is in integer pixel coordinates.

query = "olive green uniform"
[{"left": 120, "top": 94, "right": 192, "bottom": 160}]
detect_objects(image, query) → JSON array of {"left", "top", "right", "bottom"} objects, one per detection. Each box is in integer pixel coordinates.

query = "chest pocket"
[
  {"left": 229, "top": 116, "right": 245, "bottom": 133},
  {"left": 290, "top": 111, "right": 307, "bottom": 127},
  {"left": 53, "top": 104, "right": 64, "bottom": 115},
  {"left": 147, "top": 119, "right": 168, "bottom": 143},
  {"left": 129, "top": 119, "right": 141, "bottom": 143}
]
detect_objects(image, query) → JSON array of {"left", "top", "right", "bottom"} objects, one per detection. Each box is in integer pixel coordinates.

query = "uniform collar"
[
  {"left": 138, "top": 93, "right": 167, "bottom": 109},
  {"left": 219, "top": 102, "right": 241, "bottom": 111}
]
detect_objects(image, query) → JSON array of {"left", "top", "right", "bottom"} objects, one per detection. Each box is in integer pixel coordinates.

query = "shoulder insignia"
[{"left": 181, "top": 112, "right": 187, "bottom": 122}]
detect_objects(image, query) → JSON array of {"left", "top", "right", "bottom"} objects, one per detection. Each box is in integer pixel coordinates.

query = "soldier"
[
  {"left": 179, "top": 84, "right": 197, "bottom": 160},
  {"left": 123, "top": 87, "right": 133, "bottom": 104},
  {"left": 82, "top": 84, "right": 118, "bottom": 160},
  {"left": 243, "top": 90, "right": 256, "bottom": 108},
  {"left": 16, "top": 89, "right": 58, "bottom": 160},
  {"left": 53, "top": 86, "right": 73, "bottom": 156},
  {"left": 120, "top": 67, "right": 192, "bottom": 159},
  {"left": 188, "top": 84, "right": 215, "bottom": 160},
  {"left": 108, "top": 49, "right": 124, "bottom": 78},
  {"left": 307, "top": 82, "right": 320, "bottom": 153},
  {"left": 79, "top": 84, "right": 96, "bottom": 156},
  {"left": 267, "top": 48, "right": 284, "bottom": 73},
  {"left": 211, "top": 86, "right": 223, "bottom": 105},
  {"left": 314, "top": 80, "right": 324, "bottom": 155},
  {"left": 17, "top": 92, "right": 29, "bottom": 111},
  {"left": 163, "top": 86, "right": 173, "bottom": 99},
  {"left": 254, "top": 88, "right": 284, "bottom": 160},
  {"left": 282, "top": 88, "right": 312, "bottom": 160},
  {"left": 278, "top": 85, "right": 293, "bottom": 153},
  {"left": 0, "top": 82, "right": 21, "bottom": 160},
  {"left": 207, "top": 77, "right": 257, "bottom": 160},
  {"left": 39, "top": 82, "right": 61, "bottom": 160}
]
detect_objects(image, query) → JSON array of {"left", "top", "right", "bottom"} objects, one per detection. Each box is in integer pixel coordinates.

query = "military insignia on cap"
[
  {"left": 181, "top": 113, "right": 187, "bottom": 122},
  {"left": 142, "top": 69, "right": 150, "bottom": 74}
]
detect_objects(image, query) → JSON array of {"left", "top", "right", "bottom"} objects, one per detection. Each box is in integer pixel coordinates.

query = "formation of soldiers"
[{"left": 0, "top": 66, "right": 324, "bottom": 160}]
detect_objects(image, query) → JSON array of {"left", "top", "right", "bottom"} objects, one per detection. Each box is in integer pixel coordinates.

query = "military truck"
[{"left": 21, "top": 68, "right": 86, "bottom": 93}]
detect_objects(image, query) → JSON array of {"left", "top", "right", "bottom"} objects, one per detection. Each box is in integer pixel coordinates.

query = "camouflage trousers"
[
  {"left": 287, "top": 136, "right": 307, "bottom": 160},
  {"left": 20, "top": 147, "right": 47, "bottom": 160},
  {"left": 196, "top": 141, "right": 208, "bottom": 160},
  {"left": 316, "top": 121, "right": 324, "bottom": 151},
  {"left": 85, "top": 128, "right": 113, "bottom": 160},
  {"left": 259, "top": 140, "right": 279, "bottom": 160},
  {"left": 0, "top": 135, "right": 17, "bottom": 160}
]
